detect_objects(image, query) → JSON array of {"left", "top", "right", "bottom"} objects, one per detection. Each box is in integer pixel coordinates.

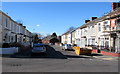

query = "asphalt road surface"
[{"left": 2, "top": 45, "right": 119, "bottom": 72}]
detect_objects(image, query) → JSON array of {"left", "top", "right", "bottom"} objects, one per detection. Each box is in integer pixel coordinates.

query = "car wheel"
[
  {"left": 43, "top": 53, "right": 46, "bottom": 56},
  {"left": 31, "top": 53, "right": 35, "bottom": 56}
]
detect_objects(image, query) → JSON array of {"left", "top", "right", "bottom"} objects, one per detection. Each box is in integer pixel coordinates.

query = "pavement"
[
  {"left": 92, "top": 49, "right": 120, "bottom": 57},
  {"left": 55, "top": 45, "right": 119, "bottom": 61},
  {"left": 92, "top": 53, "right": 119, "bottom": 61}
]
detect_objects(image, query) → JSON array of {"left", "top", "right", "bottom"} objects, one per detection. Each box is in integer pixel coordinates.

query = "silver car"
[
  {"left": 62, "top": 44, "right": 73, "bottom": 51},
  {"left": 31, "top": 43, "right": 46, "bottom": 55}
]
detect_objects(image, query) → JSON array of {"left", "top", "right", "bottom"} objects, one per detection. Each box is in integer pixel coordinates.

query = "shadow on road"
[{"left": 10, "top": 45, "right": 67, "bottom": 59}]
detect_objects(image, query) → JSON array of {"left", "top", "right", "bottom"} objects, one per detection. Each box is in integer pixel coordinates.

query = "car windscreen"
[{"left": 67, "top": 44, "right": 71, "bottom": 46}]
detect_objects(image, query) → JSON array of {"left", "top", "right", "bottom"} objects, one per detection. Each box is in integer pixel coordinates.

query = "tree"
[
  {"left": 51, "top": 32, "right": 57, "bottom": 38},
  {"left": 67, "top": 26, "right": 75, "bottom": 32},
  {"left": 32, "top": 33, "right": 39, "bottom": 43},
  {"left": 50, "top": 38, "right": 59, "bottom": 44},
  {"left": 64, "top": 26, "right": 76, "bottom": 33}
]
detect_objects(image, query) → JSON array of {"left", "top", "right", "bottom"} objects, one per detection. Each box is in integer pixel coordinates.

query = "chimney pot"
[
  {"left": 85, "top": 20, "right": 90, "bottom": 23},
  {"left": 91, "top": 17, "right": 97, "bottom": 21}
]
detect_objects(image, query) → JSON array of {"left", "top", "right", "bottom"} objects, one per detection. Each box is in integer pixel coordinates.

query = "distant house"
[
  {"left": 61, "top": 29, "right": 76, "bottom": 45},
  {"left": 42, "top": 35, "right": 51, "bottom": 44},
  {"left": 42, "top": 35, "right": 59, "bottom": 44}
]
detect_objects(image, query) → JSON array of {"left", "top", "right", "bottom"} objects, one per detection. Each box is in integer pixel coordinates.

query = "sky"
[{"left": 2, "top": 2, "right": 112, "bottom": 36}]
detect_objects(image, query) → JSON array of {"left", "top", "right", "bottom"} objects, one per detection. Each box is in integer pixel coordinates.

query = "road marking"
[
  {"left": 101, "top": 58, "right": 115, "bottom": 60},
  {"left": 89, "top": 59, "right": 93, "bottom": 60},
  {"left": 93, "top": 56, "right": 118, "bottom": 61}
]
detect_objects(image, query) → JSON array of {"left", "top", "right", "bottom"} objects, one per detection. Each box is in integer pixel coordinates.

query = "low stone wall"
[
  {"left": 0, "top": 47, "right": 18, "bottom": 55},
  {"left": 0, "top": 42, "right": 32, "bottom": 54}
]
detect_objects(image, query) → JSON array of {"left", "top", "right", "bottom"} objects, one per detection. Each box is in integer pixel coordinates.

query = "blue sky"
[{"left": 2, "top": 2, "right": 112, "bottom": 36}]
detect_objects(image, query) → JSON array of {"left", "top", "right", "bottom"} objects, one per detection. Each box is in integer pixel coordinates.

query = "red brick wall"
[
  {"left": 42, "top": 40, "right": 49, "bottom": 44},
  {"left": 112, "top": 3, "right": 120, "bottom": 10}
]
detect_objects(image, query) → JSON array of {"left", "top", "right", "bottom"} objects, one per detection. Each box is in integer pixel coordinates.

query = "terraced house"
[
  {"left": 0, "top": 10, "right": 32, "bottom": 47},
  {"left": 61, "top": 3, "right": 120, "bottom": 53}
]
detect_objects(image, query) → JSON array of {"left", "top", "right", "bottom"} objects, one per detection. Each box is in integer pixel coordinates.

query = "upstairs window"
[
  {"left": 104, "top": 25, "right": 109, "bottom": 30},
  {"left": 98, "top": 23, "right": 101, "bottom": 31},
  {"left": 78, "top": 30, "right": 79, "bottom": 35},
  {"left": 4, "top": 18, "right": 8, "bottom": 28},
  {"left": 116, "top": 19, "right": 120, "bottom": 25},
  {"left": 104, "top": 21, "right": 108, "bottom": 24},
  {"left": 14, "top": 24, "right": 16, "bottom": 32}
]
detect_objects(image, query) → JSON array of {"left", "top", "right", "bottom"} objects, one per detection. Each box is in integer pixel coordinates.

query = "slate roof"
[{"left": 61, "top": 7, "right": 120, "bottom": 36}]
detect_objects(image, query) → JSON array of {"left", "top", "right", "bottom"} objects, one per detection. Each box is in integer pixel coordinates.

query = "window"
[
  {"left": 98, "top": 23, "right": 101, "bottom": 31},
  {"left": 11, "top": 22, "right": 13, "bottom": 31},
  {"left": 88, "top": 39, "right": 91, "bottom": 45},
  {"left": 92, "top": 38, "right": 95, "bottom": 45},
  {"left": 116, "top": 19, "right": 120, "bottom": 25},
  {"left": 85, "top": 29, "right": 87, "bottom": 32},
  {"left": 104, "top": 26, "right": 106, "bottom": 30},
  {"left": 4, "top": 18, "right": 8, "bottom": 28},
  {"left": 85, "top": 38, "right": 87, "bottom": 45},
  {"left": 9, "top": 36, "right": 11, "bottom": 42},
  {"left": 18, "top": 26, "right": 20, "bottom": 33},
  {"left": 17, "top": 25, "right": 19, "bottom": 33},
  {"left": 104, "top": 21, "right": 108, "bottom": 24},
  {"left": 12, "top": 22, "right": 14, "bottom": 32},
  {"left": 14, "top": 24, "right": 16, "bottom": 32},
  {"left": 78, "top": 30, "right": 79, "bottom": 35},
  {"left": 112, "top": 27, "right": 115, "bottom": 29},
  {"left": 10, "top": 21, "right": 12, "bottom": 30},
  {"left": 11, "top": 36, "right": 13, "bottom": 42},
  {"left": 104, "top": 25, "right": 109, "bottom": 30},
  {"left": 105, "top": 38, "right": 109, "bottom": 40}
]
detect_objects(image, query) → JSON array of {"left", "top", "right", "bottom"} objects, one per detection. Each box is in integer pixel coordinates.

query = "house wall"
[
  {"left": 0, "top": 12, "right": 2, "bottom": 45},
  {"left": 65, "top": 34, "right": 68, "bottom": 44},
  {"left": 79, "top": 19, "right": 112, "bottom": 48},
  {"left": 68, "top": 33, "right": 72, "bottom": 44},
  {"left": 72, "top": 31, "right": 75, "bottom": 44},
  {"left": 0, "top": 11, "right": 32, "bottom": 46},
  {"left": 75, "top": 28, "right": 81, "bottom": 47},
  {"left": 61, "top": 35, "right": 65, "bottom": 44}
]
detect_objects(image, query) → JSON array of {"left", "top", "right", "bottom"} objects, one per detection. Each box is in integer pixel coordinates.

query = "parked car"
[
  {"left": 31, "top": 43, "right": 46, "bottom": 55},
  {"left": 62, "top": 44, "right": 73, "bottom": 51}
]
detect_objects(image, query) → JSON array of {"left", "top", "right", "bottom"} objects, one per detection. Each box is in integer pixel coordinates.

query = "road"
[{"left": 2, "top": 45, "right": 119, "bottom": 72}]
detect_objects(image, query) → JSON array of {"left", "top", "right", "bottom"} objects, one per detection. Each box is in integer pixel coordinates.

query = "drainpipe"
[{"left": 109, "top": 14, "right": 112, "bottom": 52}]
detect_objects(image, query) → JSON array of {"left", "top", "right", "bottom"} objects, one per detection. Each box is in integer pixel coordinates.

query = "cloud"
[{"left": 36, "top": 24, "right": 40, "bottom": 27}]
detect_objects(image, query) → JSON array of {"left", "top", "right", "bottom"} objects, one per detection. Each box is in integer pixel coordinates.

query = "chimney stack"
[
  {"left": 112, "top": 2, "right": 120, "bottom": 11},
  {"left": 85, "top": 20, "right": 90, "bottom": 23},
  {"left": 91, "top": 17, "right": 97, "bottom": 21},
  {"left": 23, "top": 26, "right": 26, "bottom": 28}
]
